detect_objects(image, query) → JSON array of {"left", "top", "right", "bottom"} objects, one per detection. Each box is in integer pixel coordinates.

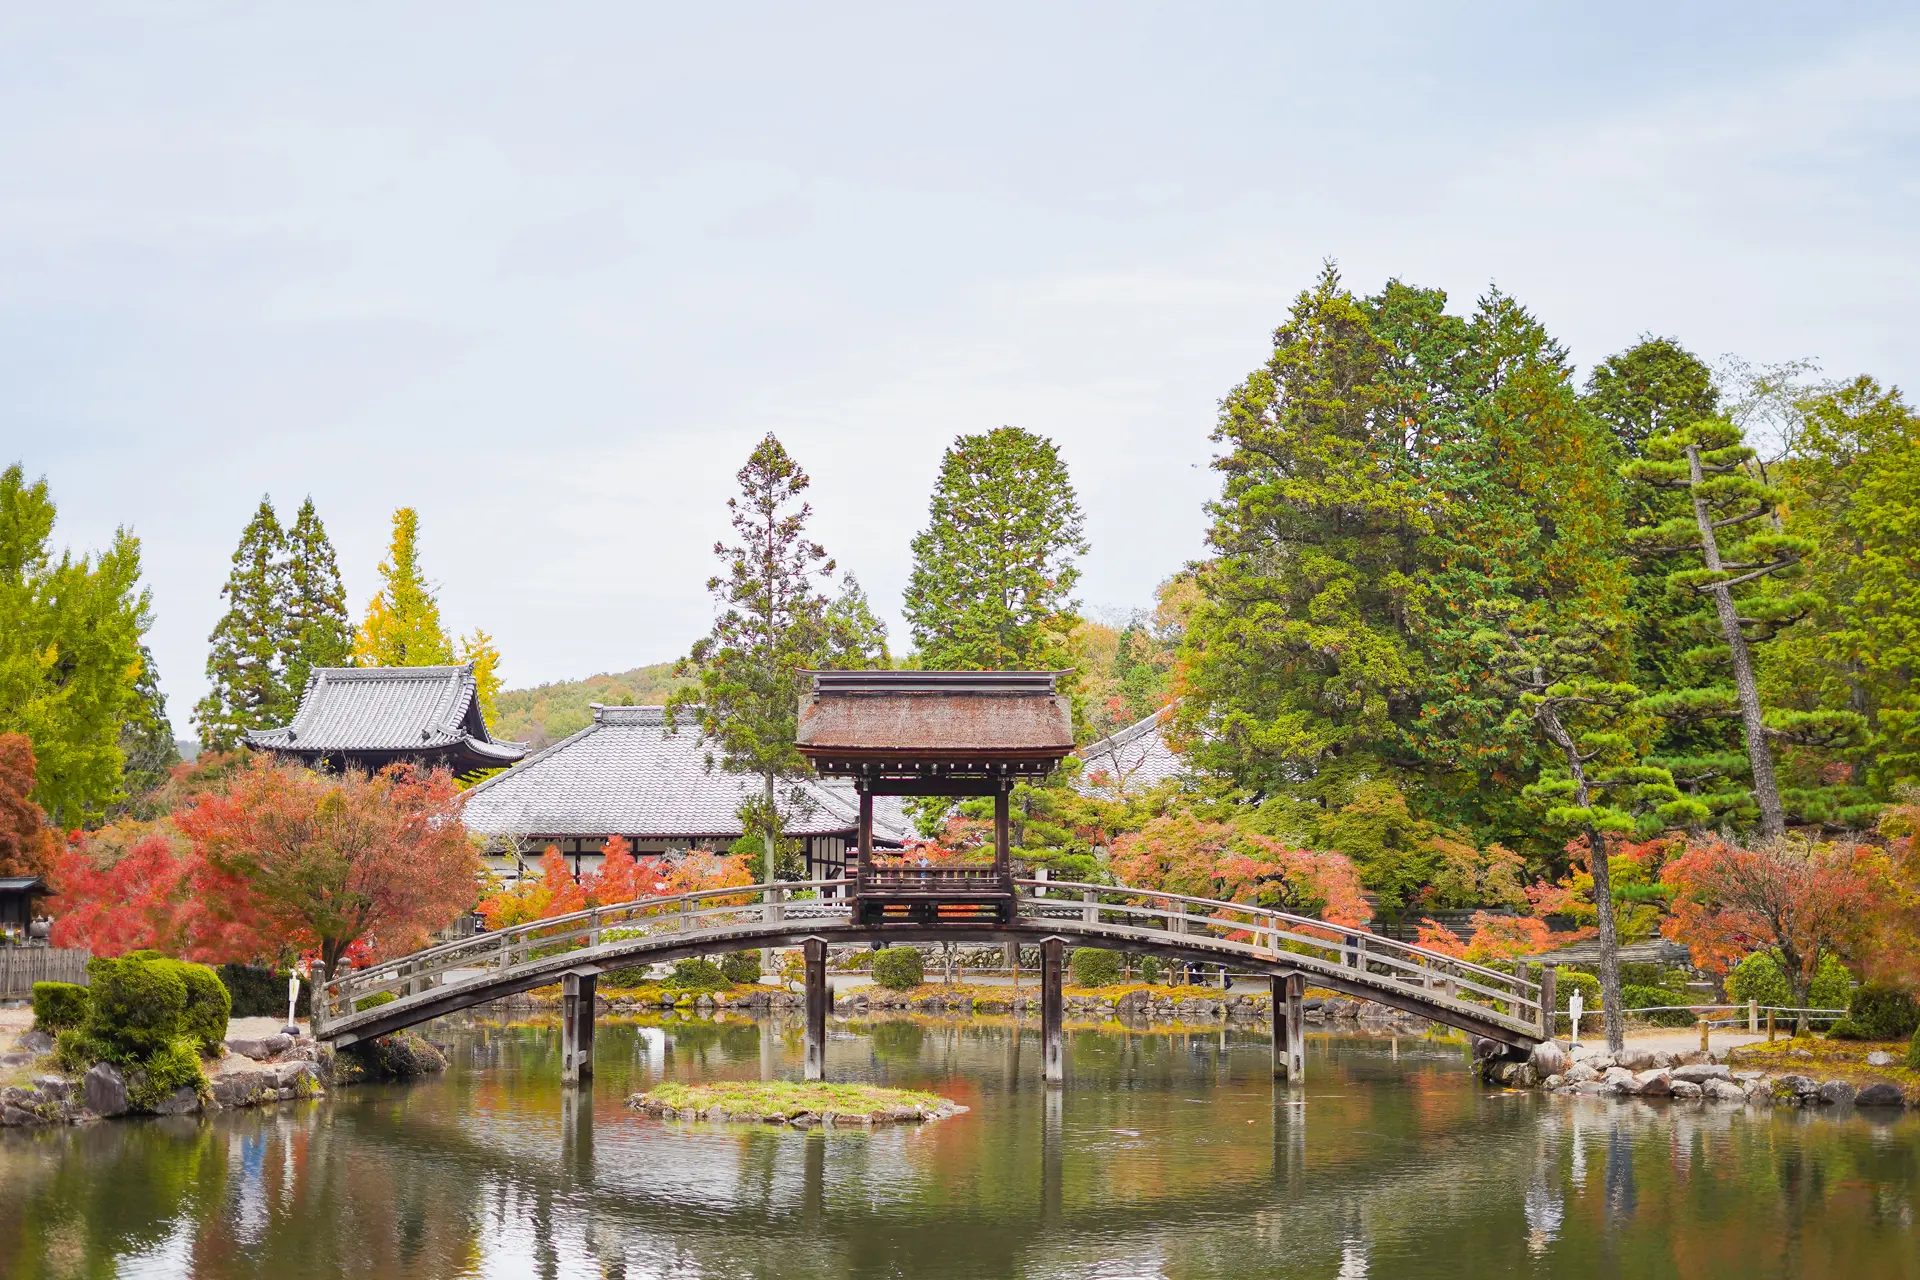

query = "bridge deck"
[{"left": 313, "top": 880, "right": 1550, "bottom": 1051}]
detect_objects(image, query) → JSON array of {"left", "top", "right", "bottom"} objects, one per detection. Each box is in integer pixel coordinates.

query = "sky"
[{"left": 3, "top": 3, "right": 1916, "bottom": 737}]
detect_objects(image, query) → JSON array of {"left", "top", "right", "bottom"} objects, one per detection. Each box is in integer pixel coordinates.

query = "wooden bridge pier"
[
  {"left": 1273, "top": 973, "right": 1305, "bottom": 1082},
  {"left": 803, "top": 937, "right": 827, "bottom": 1082},
  {"left": 1041, "top": 937, "right": 1065, "bottom": 1085},
  {"left": 561, "top": 970, "right": 597, "bottom": 1086}
]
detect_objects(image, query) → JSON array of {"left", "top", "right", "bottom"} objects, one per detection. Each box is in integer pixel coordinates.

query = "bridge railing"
[
  {"left": 316, "top": 880, "right": 850, "bottom": 1029},
  {"left": 1016, "top": 880, "right": 1544, "bottom": 1027}
]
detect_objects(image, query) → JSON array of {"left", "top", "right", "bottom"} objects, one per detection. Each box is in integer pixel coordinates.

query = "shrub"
[
  {"left": 601, "top": 965, "right": 655, "bottom": 988},
  {"left": 356, "top": 990, "right": 398, "bottom": 1012},
  {"left": 1553, "top": 970, "right": 1601, "bottom": 1011},
  {"left": 1727, "top": 951, "right": 1791, "bottom": 1008},
  {"left": 720, "top": 951, "right": 762, "bottom": 985},
  {"left": 1070, "top": 947, "right": 1123, "bottom": 988},
  {"left": 1809, "top": 953, "right": 1855, "bottom": 1013},
  {"left": 1621, "top": 984, "right": 1695, "bottom": 1027},
  {"left": 84, "top": 954, "right": 189, "bottom": 1063},
  {"left": 178, "top": 962, "right": 232, "bottom": 1056},
  {"left": 31, "top": 982, "right": 89, "bottom": 1034},
  {"left": 1828, "top": 985, "right": 1920, "bottom": 1042},
  {"left": 870, "top": 947, "right": 924, "bottom": 991},
  {"left": 218, "top": 964, "right": 311, "bottom": 1019},
  {"left": 665, "top": 958, "right": 727, "bottom": 991},
  {"left": 1909, "top": 1026, "right": 1920, "bottom": 1071},
  {"left": 1138, "top": 955, "right": 1162, "bottom": 984},
  {"left": 127, "top": 1039, "right": 209, "bottom": 1111}
]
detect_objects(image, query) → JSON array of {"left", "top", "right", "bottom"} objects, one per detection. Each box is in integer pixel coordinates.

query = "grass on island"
[
  {"left": 637, "top": 1079, "right": 950, "bottom": 1119},
  {"left": 1726, "top": 1036, "right": 1919, "bottom": 1099}
]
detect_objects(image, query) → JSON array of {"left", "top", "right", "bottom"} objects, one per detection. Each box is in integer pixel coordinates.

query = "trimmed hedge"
[
  {"left": 1621, "top": 984, "right": 1695, "bottom": 1027},
  {"left": 871, "top": 947, "right": 925, "bottom": 991},
  {"left": 665, "top": 958, "right": 728, "bottom": 991},
  {"left": 53, "top": 953, "right": 219, "bottom": 1110},
  {"left": 1829, "top": 985, "right": 1920, "bottom": 1042},
  {"left": 720, "top": 951, "right": 762, "bottom": 985},
  {"left": 1554, "top": 970, "right": 1602, "bottom": 1011},
  {"left": 180, "top": 963, "right": 232, "bottom": 1055},
  {"left": 1138, "top": 955, "right": 1162, "bottom": 984},
  {"left": 1726, "top": 950, "right": 1854, "bottom": 1016},
  {"left": 1070, "top": 947, "right": 1122, "bottom": 988},
  {"left": 31, "top": 981, "right": 89, "bottom": 1033}
]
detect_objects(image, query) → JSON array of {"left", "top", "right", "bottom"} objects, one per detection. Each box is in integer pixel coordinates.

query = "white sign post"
[
  {"left": 284, "top": 974, "right": 302, "bottom": 1037},
  {"left": 1568, "top": 991, "right": 1584, "bottom": 1049}
]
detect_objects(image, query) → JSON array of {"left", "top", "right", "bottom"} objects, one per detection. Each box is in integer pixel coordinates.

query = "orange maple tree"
[
  {"left": 1108, "top": 813, "right": 1371, "bottom": 927},
  {"left": 0, "top": 734, "right": 59, "bottom": 879}
]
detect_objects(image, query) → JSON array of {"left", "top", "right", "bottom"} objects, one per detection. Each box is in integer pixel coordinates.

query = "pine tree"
[
  {"left": 0, "top": 466, "right": 151, "bottom": 824},
  {"left": 668, "top": 434, "right": 885, "bottom": 896},
  {"left": 354, "top": 508, "right": 455, "bottom": 667},
  {"left": 903, "top": 426, "right": 1087, "bottom": 672},
  {"left": 195, "top": 497, "right": 292, "bottom": 754},
  {"left": 1624, "top": 418, "right": 1860, "bottom": 837},
  {"left": 282, "top": 497, "right": 353, "bottom": 700}
]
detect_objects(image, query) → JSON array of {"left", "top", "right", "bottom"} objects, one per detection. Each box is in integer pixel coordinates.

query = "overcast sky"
[{"left": 4, "top": 3, "right": 1916, "bottom": 736}]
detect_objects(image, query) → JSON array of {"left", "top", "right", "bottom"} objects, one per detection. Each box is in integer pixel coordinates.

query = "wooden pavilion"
[{"left": 795, "top": 669, "right": 1075, "bottom": 925}]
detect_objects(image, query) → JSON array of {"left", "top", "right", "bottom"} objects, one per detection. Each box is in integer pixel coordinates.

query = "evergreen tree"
[
  {"left": 354, "top": 508, "right": 455, "bottom": 667},
  {"left": 903, "top": 426, "right": 1087, "bottom": 671},
  {"left": 194, "top": 497, "right": 292, "bottom": 754},
  {"left": 668, "top": 435, "right": 886, "bottom": 895},
  {"left": 1624, "top": 418, "right": 1860, "bottom": 837},
  {"left": 1765, "top": 376, "right": 1920, "bottom": 800},
  {"left": 1584, "top": 336, "right": 1719, "bottom": 462},
  {"left": 282, "top": 497, "right": 353, "bottom": 700},
  {"left": 117, "top": 644, "right": 180, "bottom": 803},
  {"left": 0, "top": 465, "right": 151, "bottom": 824}
]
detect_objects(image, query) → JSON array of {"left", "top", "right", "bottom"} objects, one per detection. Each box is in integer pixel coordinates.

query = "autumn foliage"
[
  {"left": 476, "top": 836, "right": 753, "bottom": 929},
  {"left": 1108, "top": 813, "right": 1371, "bottom": 926},
  {"left": 0, "top": 734, "right": 58, "bottom": 879}
]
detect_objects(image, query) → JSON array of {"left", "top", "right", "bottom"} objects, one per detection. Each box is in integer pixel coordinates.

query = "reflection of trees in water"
[{"left": 2, "top": 1021, "right": 1919, "bottom": 1278}]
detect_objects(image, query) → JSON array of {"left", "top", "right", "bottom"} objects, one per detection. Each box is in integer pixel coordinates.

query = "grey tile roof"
[
  {"left": 246, "top": 665, "right": 526, "bottom": 765},
  {"left": 1073, "top": 707, "right": 1188, "bottom": 798},
  {"left": 461, "top": 704, "right": 912, "bottom": 843}
]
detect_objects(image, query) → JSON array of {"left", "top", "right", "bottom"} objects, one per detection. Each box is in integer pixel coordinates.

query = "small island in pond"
[{"left": 628, "top": 1081, "right": 965, "bottom": 1128}]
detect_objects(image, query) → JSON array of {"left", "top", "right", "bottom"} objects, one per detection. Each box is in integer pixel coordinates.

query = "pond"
[{"left": 2, "top": 1014, "right": 1917, "bottom": 1278}]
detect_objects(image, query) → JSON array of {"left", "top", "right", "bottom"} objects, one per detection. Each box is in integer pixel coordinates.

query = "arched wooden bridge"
[{"left": 312, "top": 879, "right": 1553, "bottom": 1085}]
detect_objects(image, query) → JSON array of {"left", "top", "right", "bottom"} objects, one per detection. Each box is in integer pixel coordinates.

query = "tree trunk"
[
  {"left": 763, "top": 771, "right": 778, "bottom": 970},
  {"left": 1687, "top": 445, "right": 1786, "bottom": 839},
  {"left": 1585, "top": 825, "right": 1626, "bottom": 1054}
]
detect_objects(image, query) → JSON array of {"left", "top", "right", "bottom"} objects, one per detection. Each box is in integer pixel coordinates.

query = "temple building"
[
  {"left": 247, "top": 664, "right": 528, "bottom": 776},
  {"left": 1073, "top": 706, "right": 1186, "bottom": 799},
  {"left": 460, "top": 703, "right": 912, "bottom": 881}
]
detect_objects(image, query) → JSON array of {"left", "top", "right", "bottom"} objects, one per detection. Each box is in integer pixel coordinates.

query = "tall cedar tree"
[
  {"left": 1495, "top": 618, "right": 1706, "bottom": 1051},
  {"left": 354, "top": 507, "right": 455, "bottom": 667},
  {"left": 195, "top": 497, "right": 293, "bottom": 753},
  {"left": 282, "top": 497, "right": 354, "bottom": 702},
  {"left": 0, "top": 733, "right": 59, "bottom": 878},
  {"left": 668, "top": 435, "right": 887, "bottom": 891},
  {"left": 903, "top": 427, "right": 1088, "bottom": 673},
  {"left": 1624, "top": 418, "right": 1861, "bottom": 836},
  {"left": 1765, "top": 377, "right": 1920, "bottom": 800},
  {"left": 0, "top": 464, "right": 150, "bottom": 824},
  {"left": 1177, "top": 266, "right": 1429, "bottom": 799}
]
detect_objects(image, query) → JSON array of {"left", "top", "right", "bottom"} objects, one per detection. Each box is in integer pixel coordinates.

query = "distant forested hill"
[{"left": 490, "top": 662, "right": 691, "bottom": 750}]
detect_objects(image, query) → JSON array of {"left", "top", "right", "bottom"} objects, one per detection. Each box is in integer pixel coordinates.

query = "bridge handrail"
[{"left": 1019, "top": 879, "right": 1541, "bottom": 997}]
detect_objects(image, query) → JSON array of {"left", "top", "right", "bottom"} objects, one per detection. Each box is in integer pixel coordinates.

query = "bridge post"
[
  {"left": 309, "top": 961, "right": 328, "bottom": 1037},
  {"left": 561, "top": 970, "right": 597, "bottom": 1086},
  {"left": 1041, "top": 937, "right": 1064, "bottom": 1085},
  {"left": 1283, "top": 973, "right": 1306, "bottom": 1082},
  {"left": 1539, "top": 966, "right": 1557, "bottom": 1041},
  {"left": 1270, "top": 975, "right": 1285, "bottom": 1077},
  {"left": 804, "top": 937, "right": 827, "bottom": 1082}
]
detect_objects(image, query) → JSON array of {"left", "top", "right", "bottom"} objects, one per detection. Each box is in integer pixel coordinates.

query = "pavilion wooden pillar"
[
  {"left": 1041, "top": 937, "right": 1065, "bottom": 1085},
  {"left": 561, "top": 970, "right": 597, "bottom": 1086},
  {"left": 857, "top": 792, "right": 873, "bottom": 878},
  {"left": 804, "top": 937, "right": 828, "bottom": 1082},
  {"left": 1271, "top": 975, "right": 1287, "bottom": 1078},
  {"left": 1278, "top": 973, "right": 1305, "bottom": 1083},
  {"left": 993, "top": 784, "right": 1010, "bottom": 877}
]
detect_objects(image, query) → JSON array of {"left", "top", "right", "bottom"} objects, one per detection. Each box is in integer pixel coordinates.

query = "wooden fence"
[{"left": 0, "top": 947, "right": 91, "bottom": 997}]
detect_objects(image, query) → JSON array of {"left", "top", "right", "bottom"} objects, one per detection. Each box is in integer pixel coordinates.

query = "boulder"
[
  {"left": 1771, "top": 1074, "right": 1819, "bottom": 1104},
  {"left": 151, "top": 1086, "right": 200, "bottom": 1116},
  {"left": 1671, "top": 1063, "right": 1732, "bottom": 1085},
  {"left": 1572, "top": 1044, "right": 1612, "bottom": 1065},
  {"left": 1854, "top": 1082, "right": 1906, "bottom": 1109},
  {"left": 1530, "top": 1041, "right": 1570, "bottom": 1079},
  {"left": 19, "top": 1030, "right": 54, "bottom": 1054},
  {"left": 1615, "top": 1047, "right": 1658, "bottom": 1072},
  {"left": 1817, "top": 1080, "right": 1857, "bottom": 1106},
  {"left": 1603, "top": 1066, "right": 1637, "bottom": 1094},
  {"left": 83, "top": 1062, "right": 129, "bottom": 1118},
  {"left": 1670, "top": 1081, "right": 1704, "bottom": 1100},
  {"left": 1866, "top": 1051, "right": 1894, "bottom": 1067},
  {"left": 1115, "top": 991, "right": 1152, "bottom": 1019},
  {"left": 30, "top": 1075, "right": 70, "bottom": 1099},
  {"left": 1634, "top": 1070, "right": 1672, "bottom": 1097},
  {"left": 1703, "top": 1078, "right": 1747, "bottom": 1103},
  {"left": 1563, "top": 1063, "right": 1598, "bottom": 1085},
  {"left": 0, "top": 1052, "right": 32, "bottom": 1067}
]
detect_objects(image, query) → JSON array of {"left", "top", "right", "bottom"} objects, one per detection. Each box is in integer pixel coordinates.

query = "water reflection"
[{"left": 0, "top": 1015, "right": 1916, "bottom": 1278}]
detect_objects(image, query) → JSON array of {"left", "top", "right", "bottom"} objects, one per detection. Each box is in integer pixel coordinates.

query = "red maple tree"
[
  {"left": 0, "top": 734, "right": 58, "bottom": 879},
  {"left": 1109, "top": 813, "right": 1371, "bottom": 927}
]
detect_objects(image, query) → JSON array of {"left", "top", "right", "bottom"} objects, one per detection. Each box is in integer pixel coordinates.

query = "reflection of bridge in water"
[{"left": 313, "top": 878, "right": 1556, "bottom": 1084}]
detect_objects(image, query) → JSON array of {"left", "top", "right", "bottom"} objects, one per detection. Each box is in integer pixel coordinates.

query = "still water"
[{"left": 1, "top": 1014, "right": 1917, "bottom": 1279}]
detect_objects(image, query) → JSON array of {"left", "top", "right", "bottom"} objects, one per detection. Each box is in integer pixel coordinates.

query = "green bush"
[
  {"left": 1810, "top": 953, "right": 1855, "bottom": 1013},
  {"left": 127, "top": 1039, "right": 209, "bottom": 1112},
  {"left": 720, "top": 951, "right": 762, "bottom": 985},
  {"left": 1727, "top": 951, "right": 1791, "bottom": 1007},
  {"left": 1621, "top": 984, "right": 1695, "bottom": 1027},
  {"left": 1553, "top": 970, "right": 1601, "bottom": 1011},
  {"left": 1070, "top": 947, "right": 1123, "bottom": 988},
  {"left": 84, "top": 954, "right": 189, "bottom": 1063},
  {"left": 218, "top": 964, "right": 312, "bottom": 1019},
  {"left": 355, "top": 990, "right": 398, "bottom": 1013},
  {"left": 870, "top": 947, "right": 925, "bottom": 991},
  {"left": 1909, "top": 1026, "right": 1920, "bottom": 1071},
  {"left": 601, "top": 964, "right": 655, "bottom": 988},
  {"left": 1138, "top": 955, "right": 1162, "bottom": 984},
  {"left": 31, "top": 982, "right": 89, "bottom": 1033},
  {"left": 665, "top": 958, "right": 728, "bottom": 991},
  {"left": 1619, "top": 963, "right": 1689, "bottom": 994},
  {"left": 178, "top": 962, "right": 231, "bottom": 1056},
  {"left": 1828, "top": 985, "right": 1920, "bottom": 1041}
]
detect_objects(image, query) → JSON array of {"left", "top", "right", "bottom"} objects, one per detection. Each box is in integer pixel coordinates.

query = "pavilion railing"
[{"left": 313, "top": 877, "right": 1544, "bottom": 1040}]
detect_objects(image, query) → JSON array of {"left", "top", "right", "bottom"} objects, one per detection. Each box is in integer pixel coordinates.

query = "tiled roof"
[
  {"left": 247, "top": 665, "right": 526, "bottom": 765},
  {"left": 461, "top": 704, "right": 912, "bottom": 843},
  {"left": 1073, "top": 707, "right": 1187, "bottom": 798}
]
